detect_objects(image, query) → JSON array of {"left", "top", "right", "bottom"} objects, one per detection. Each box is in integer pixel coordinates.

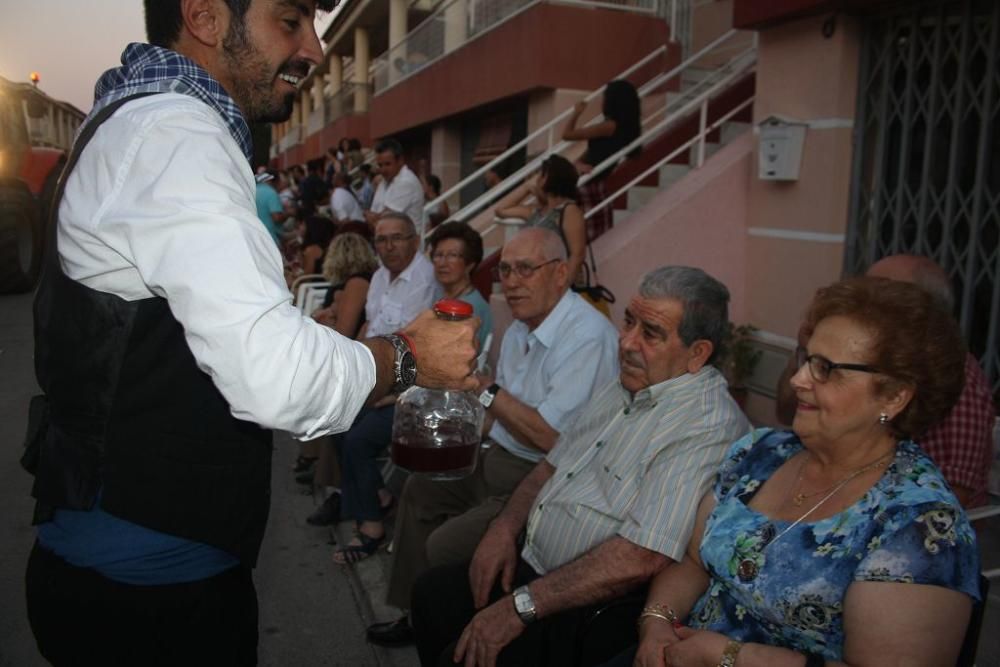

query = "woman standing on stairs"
[
  {"left": 563, "top": 79, "right": 641, "bottom": 240},
  {"left": 494, "top": 154, "right": 587, "bottom": 283}
]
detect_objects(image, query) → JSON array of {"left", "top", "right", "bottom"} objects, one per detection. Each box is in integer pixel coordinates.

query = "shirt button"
[
  {"left": 567, "top": 472, "right": 574, "bottom": 479},
  {"left": 624, "top": 407, "right": 631, "bottom": 415},
  {"left": 595, "top": 441, "right": 604, "bottom": 448}
]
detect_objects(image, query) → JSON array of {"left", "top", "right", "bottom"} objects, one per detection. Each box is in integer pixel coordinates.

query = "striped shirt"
[{"left": 522, "top": 366, "right": 750, "bottom": 574}]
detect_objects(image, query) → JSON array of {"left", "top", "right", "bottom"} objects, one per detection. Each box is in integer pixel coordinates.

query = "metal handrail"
[
  {"left": 421, "top": 29, "right": 748, "bottom": 233},
  {"left": 424, "top": 33, "right": 756, "bottom": 238}
]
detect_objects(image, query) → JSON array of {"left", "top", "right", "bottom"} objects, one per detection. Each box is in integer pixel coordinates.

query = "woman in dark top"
[
  {"left": 299, "top": 215, "right": 336, "bottom": 276},
  {"left": 562, "top": 79, "right": 641, "bottom": 239},
  {"left": 311, "top": 232, "right": 378, "bottom": 339},
  {"left": 493, "top": 155, "right": 586, "bottom": 282}
]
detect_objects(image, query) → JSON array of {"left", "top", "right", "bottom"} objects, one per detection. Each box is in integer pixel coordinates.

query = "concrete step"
[
  {"left": 689, "top": 140, "right": 721, "bottom": 167},
  {"left": 627, "top": 184, "right": 660, "bottom": 211},
  {"left": 720, "top": 121, "right": 751, "bottom": 145},
  {"left": 659, "top": 163, "right": 690, "bottom": 189},
  {"left": 613, "top": 208, "right": 632, "bottom": 227}
]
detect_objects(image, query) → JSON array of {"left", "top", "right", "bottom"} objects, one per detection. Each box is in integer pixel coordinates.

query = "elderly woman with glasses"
[
  {"left": 427, "top": 221, "right": 492, "bottom": 350},
  {"left": 602, "top": 277, "right": 981, "bottom": 667}
]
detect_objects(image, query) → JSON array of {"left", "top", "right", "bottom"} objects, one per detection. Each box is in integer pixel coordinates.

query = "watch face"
[
  {"left": 400, "top": 350, "right": 417, "bottom": 386},
  {"left": 479, "top": 389, "right": 495, "bottom": 408}
]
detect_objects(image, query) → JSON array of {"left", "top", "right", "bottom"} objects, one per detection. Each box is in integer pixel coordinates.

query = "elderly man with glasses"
[
  {"left": 314, "top": 212, "right": 441, "bottom": 562},
  {"left": 366, "top": 227, "right": 619, "bottom": 646}
]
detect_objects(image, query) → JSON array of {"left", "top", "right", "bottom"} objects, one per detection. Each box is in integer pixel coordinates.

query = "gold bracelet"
[
  {"left": 717, "top": 639, "right": 742, "bottom": 667},
  {"left": 641, "top": 603, "right": 678, "bottom": 624}
]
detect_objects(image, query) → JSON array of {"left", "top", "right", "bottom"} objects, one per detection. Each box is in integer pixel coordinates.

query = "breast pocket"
[
  {"left": 380, "top": 302, "right": 403, "bottom": 330},
  {"left": 597, "top": 461, "right": 641, "bottom": 514}
]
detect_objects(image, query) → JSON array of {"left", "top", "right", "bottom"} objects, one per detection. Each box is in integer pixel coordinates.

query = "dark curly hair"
[
  {"left": 804, "top": 277, "right": 966, "bottom": 439},
  {"left": 145, "top": 0, "right": 337, "bottom": 47},
  {"left": 427, "top": 222, "right": 484, "bottom": 273},
  {"left": 540, "top": 155, "right": 579, "bottom": 201}
]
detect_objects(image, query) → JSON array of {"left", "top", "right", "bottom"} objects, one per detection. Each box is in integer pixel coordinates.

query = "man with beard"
[
  {"left": 23, "top": 2, "right": 478, "bottom": 665},
  {"left": 409, "top": 266, "right": 750, "bottom": 667}
]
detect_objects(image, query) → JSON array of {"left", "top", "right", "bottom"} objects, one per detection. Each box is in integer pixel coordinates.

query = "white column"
[
  {"left": 354, "top": 27, "right": 370, "bottom": 113},
  {"left": 444, "top": 0, "right": 468, "bottom": 54}
]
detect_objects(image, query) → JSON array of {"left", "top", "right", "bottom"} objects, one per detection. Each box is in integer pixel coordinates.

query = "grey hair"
[
  {"left": 513, "top": 227, "right": 567, "bottom": 262},
  {"left": 376, "top": 211, "right": 416, "bottom": 236},
  {"left": 638, "top": 266, "right": 730, "bottom": 364}
]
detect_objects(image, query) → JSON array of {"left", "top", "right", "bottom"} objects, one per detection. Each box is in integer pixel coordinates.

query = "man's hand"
[
  {"left": 469, "top": 520, "right": 519, "bottom": 608},
  {"left": 453, "top": 597, "right": 525, "bottom": 667},
  {"left": 363, "top": 209, "right": 379, "bottom": 225},
  {"left": 403, "top": 310, "right": 479, "bottom": 391},
  {"left": 573, "top": 100, "right": 587, "bottom": 116},
  {"left": 474, "top": 373, "right": 495, "bottom": 396}
]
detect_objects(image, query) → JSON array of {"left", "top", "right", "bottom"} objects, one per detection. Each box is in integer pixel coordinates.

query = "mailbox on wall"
[{"left": 757, "top": 115, "right": 807, "bottom": 181}]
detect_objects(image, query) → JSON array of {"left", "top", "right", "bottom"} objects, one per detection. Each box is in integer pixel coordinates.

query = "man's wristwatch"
[
  {"left": 382, "top": 333, "right": 417, "bottom": 394},
  {"left": 512, "top": 585, "right": 536, "bottom": 625},
  {"left": 478, "top": 383, "right": 501, "bottom": 409}
]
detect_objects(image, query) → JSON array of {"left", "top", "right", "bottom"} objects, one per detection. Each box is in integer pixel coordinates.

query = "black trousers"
[
  {"left": 412, "top": 558, "right": 631, "bottom": 667},
  {"left": 26, "top": 542, "right": 258, "bottom": 666}
]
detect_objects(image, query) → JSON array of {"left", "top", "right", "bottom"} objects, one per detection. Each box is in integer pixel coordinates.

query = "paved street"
[{"left": 0, "top": 291, "right": 408, "bottom": 667}]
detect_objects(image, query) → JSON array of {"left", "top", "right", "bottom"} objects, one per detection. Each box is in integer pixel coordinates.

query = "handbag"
[
  {"left": 572, "top": 243, "right": 616, "bottom": 318},
  {"left": 556, "top": 205, "right": 615, "bottom": 318}
]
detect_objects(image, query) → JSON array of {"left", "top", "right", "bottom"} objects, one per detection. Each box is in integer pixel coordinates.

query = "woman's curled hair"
[{"left": 804, "top": 276, "right": 966, "bottom": 439}]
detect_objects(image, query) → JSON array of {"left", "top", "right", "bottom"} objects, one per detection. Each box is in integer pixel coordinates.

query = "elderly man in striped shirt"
[{"left": 410, "top": 265, "right": 751, "bottom": 667}]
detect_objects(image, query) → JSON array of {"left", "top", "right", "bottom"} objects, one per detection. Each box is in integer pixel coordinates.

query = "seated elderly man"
[
  {"left": 410, "top": 266, "right": 750, "bottom": 667},
  {"left": 775, "top": 253, "right": 995, "bottom": 508},
  {"left": 366, "top": 227, "right": 619, "bottom": 644},
  {"left": 310, "top": 213, "right": 439, "bottom": 559}
]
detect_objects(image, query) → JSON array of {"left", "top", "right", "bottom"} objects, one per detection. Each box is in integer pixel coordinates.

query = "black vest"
[{"left": 28, "top": 95, "right": 273, "bottom": 566}]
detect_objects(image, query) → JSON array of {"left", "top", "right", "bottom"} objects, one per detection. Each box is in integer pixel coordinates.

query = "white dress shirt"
[
  {"left": 491, "top": 290, "right": 620, "bottom": 463},
  {"left": 364, "top": 251, "right": 440, "bottom": 338},
  {"left": 370, "top": 164, "right": 426, "bottom": 235},
  {"left": 330, "top": 185, "right": 364, "bottom": 223},
  {"left": 57, "top": 93, "right": 375, "bottom": 440}
]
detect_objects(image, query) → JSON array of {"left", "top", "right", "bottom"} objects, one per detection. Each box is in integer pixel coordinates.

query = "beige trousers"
[{"left": 385, "top": 444, "right": 537, "bottom": 609}]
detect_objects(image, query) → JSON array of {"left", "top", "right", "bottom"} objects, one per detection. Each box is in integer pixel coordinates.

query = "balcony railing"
[
  {"left": 371, "top": 0, "right": 659, "bottom": 95},
  {"left": 326, "top": 81, "right": 373, "bottom": 120}
]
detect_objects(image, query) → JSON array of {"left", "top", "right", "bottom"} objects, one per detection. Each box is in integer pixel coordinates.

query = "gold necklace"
[
  {"left": 736, "top": 448, "right": 894, "bottom": 583},
  {"left": 790, "top": 451, "right": 892, "bottom": 507}
]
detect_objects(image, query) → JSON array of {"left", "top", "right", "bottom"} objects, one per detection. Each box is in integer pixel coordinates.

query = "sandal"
[{"left": 333, "top": 532, "right": 386, "bottom": 565}]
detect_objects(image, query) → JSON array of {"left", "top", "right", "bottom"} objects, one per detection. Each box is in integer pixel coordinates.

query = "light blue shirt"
[
  {"left": 459, "top": 287, "right": 493, "bottom": 351},
  {"left": 491, "top": 290, "right": 619, "bottom": 463},
  {"left": 254, "top": 182, "right": 283, "bottom": 244}
]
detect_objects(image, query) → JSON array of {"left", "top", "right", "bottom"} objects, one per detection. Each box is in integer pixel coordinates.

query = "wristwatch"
[
  {"left": 478, "top": 383, "right": 501, "bottom": 409},
  {"left": 382, "top": 333, "right": 417, "bottom": 394},
  {"left": 512, "top": 585, "right": 536, "bottom": 625}
]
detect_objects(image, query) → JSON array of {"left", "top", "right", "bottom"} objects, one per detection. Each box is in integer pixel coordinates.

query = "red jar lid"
[{"left": 434, "top": 299, "right": 474, "bottom": 319}]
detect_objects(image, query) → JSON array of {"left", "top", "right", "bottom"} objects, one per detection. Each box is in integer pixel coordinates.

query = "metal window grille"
[{"left": 846, "top": 0, "right": 1000, "bottom": 401}]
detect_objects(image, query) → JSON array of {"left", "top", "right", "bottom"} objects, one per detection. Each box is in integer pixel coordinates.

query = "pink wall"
[{"left": 593, "top": 132, "right": 754, "bottom": 329}]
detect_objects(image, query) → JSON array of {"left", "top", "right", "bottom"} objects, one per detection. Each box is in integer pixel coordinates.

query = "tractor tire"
[{"left": 0, "top": 178, "right": 43, "bottom": 294}]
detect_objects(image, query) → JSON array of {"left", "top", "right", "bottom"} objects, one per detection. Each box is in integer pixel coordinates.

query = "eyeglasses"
[
  {"left": 432, "top": 251, "right": 465, "bottom": 262},
  {"left": 493, "top": 258, "right": 560, "bottom": 280},
  {"left": 802, "top": 353, "right": 880, "bottom": 383},
  {"left": 374, "top": 233, "right": 415, "bottom": 246}
]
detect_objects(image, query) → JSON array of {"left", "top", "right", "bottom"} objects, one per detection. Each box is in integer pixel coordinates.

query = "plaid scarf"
[{"left": 89, "top": 42, "right": 253, "bottom": 162}]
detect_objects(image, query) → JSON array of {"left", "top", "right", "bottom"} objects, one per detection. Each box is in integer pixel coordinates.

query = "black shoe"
[
  {"left": 306, "top": 492, "right": 341, "bottom": 526},
  {"left": 366, "top": 616, "right": 413, "bottom": 647},
  {"left": 295, "top": 467, "right": 315, "bottom": 485}
]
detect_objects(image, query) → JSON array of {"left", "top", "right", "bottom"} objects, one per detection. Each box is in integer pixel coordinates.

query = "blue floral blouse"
[{"left": 688, "top": 428, "right": 981, "bottom": 660}]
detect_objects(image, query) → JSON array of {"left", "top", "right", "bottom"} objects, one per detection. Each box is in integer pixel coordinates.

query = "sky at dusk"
[{"left": 0, "top": 2, "right": 337, "bottom": 114}]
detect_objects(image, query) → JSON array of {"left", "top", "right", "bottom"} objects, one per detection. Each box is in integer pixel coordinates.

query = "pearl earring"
[{"left": 879, "top": 413, "right": 889, "bottom": 425}]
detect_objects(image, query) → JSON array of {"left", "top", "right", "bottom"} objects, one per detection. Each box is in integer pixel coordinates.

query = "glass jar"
[{"left": 390, "top": 299, "right": 485, "bottom": 480}]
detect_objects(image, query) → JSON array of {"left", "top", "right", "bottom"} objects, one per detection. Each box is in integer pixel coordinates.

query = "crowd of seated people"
[{"left": 264, "top": 127, "right": 992, "bottom": 667}]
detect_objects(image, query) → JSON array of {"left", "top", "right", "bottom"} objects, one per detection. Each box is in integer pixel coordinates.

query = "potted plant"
[{"left": 720, "top": 323, "right": 762, "bottom": 410}]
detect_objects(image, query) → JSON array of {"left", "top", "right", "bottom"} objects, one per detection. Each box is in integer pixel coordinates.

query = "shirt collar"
[
  {"left": 527, "top": 290, "right": 575, "bottom": 347},
  {"left": 392, "top": 250, "right": 428, "bottom": 283},
  {"left": 90, "top": 42, "right": 253, "bottom": 163},
  {"left": 619, "top": 365, "right": 722, "bottom": 410}
]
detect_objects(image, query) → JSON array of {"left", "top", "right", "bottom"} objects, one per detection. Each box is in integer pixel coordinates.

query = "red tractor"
[{"left": 0, "top": 78, "right": 69, "bottom": 293}]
